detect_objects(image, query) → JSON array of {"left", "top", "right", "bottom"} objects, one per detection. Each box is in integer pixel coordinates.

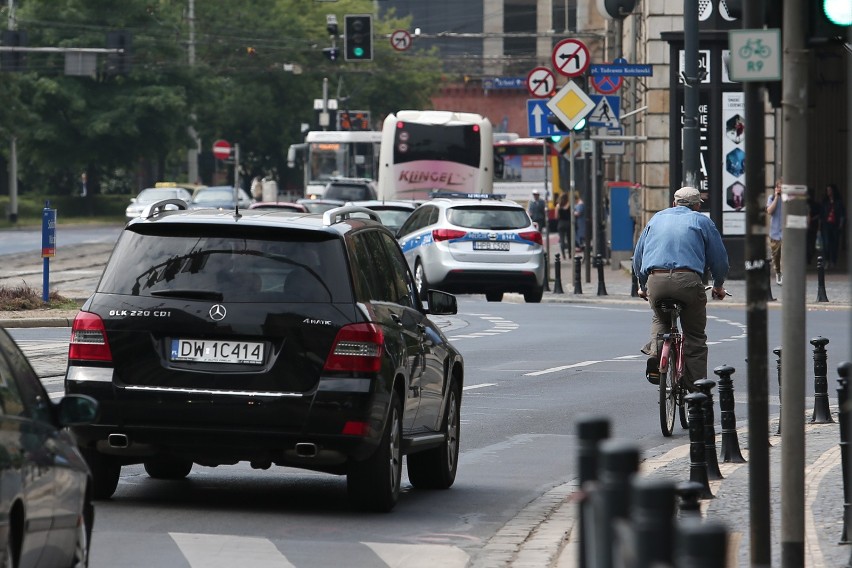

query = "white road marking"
[
  {"left": 170, "top": 533, "right": 296, "bottom": 567},
  {"left": 463, "top": 383, "right": 497, "bottom": 391},
  {"left": 364, "top": 542, "right": 469, "bottom": 568},
  {"left": 525, "top": 360, "right": 601, "bottom": 376}
]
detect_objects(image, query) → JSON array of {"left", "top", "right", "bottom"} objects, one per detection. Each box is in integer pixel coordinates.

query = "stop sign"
[{"left": 212, "top": 139, "right": 231, "bottom": 160}]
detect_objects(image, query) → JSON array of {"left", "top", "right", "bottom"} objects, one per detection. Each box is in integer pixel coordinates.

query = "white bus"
[
  {"left": 377, "top": 110, "right": 494, "bottom": 200},
  {"left": 287, "top": 130, "right": 382, "bottom": 197}
]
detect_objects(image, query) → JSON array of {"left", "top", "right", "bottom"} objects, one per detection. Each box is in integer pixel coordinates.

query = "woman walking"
[{"left": 820, "top": 183, "right": 846, "bottom": 268}]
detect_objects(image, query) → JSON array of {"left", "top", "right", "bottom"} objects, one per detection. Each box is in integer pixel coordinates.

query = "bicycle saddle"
[{"left": 655, "top": 299, "right": 684, "bottom": 312}]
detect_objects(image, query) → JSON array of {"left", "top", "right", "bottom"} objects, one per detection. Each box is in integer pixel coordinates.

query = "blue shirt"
[
  {"left": 632, "top": 206, "right": 729, "bottom": 290},
  {"left": 767, "top": 194, "right": 783, "bottom": 240}
]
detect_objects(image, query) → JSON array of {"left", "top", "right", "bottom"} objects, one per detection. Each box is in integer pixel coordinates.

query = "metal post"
[
  {"left": 592, "top": 440, "right": 640, "bottom": 568},
  {"left": 715, "top": 365, "right": 746, "bottom": 463},
  {"left": 774, "top": 347, "right": 783, "bottom": 434},
  {"left": 630, "top": 256, "right": 639, "bottom": 297},
  {"left": 695, "top": 378, "right": 723, "bottom": 480},
  {"left": 810, "top": 337, "right": 834, "bottom": 423},
  {"left": 816, "top": 256, "right": 830, "bottom": 302},
  {"left": 675, "top": 519, "right": 728, "bottom": 568},
  {"left": 574, "top": 255, "right": 583, "bottom": 295},
  {"left": 685, "top": 392, "right": 713, "bottom": 499},
  {"left": 766, "top": 257, "right": 776, "bottom": 301},
  {"left": 576, "top": 416, "right": 610, "bottom": 568},
  {"left": 553, "top": 253, "right": 564, "bottom": 294},
  {"left": 838, "top": 362, "right": 851, "bottom": 544},
  {"left": 543, "top": 140, "right": 551, "bottom": 292},
  {"left": 675, "top": 480, "right": 704, "bottom": 517},
  {"left": 595, "top": 254, "right": 608, "bottom": 296},
  {"left": 630, "top": 478, "right": 676, "bottom": 567}
]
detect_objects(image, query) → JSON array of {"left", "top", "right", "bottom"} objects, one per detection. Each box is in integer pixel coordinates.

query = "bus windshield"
[
  {"left": 393, "top": 123, "right": 481, "bottom": 168},
  {"left": 309, "top": 141, "right": 377, "bottom": 183}
]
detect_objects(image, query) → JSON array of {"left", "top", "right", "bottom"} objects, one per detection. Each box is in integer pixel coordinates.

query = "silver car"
[
  {"left": 396, "top": 193, "right": 545, "bottom": 303},
  {"left": 125, "top": 187, "right": 192, "bottom": 221}
]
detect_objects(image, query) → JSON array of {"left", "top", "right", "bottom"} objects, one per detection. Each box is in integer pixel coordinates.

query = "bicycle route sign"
[{"left": 727, "top": 29, "right": 781, "bottom": 82}]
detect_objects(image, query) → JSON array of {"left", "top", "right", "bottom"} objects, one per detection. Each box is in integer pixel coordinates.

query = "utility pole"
[
  {"left": 779, "top": 0, "right": 809, "bottom": 563},
  {"left": 186, "top": 0, "right": 200, "bottom": 184},
  {"left": 681, "top": 0, "right": 699, "bottom": 188},
  {"left": 6, "top": 0, "right": 18, "bottom": 223}
]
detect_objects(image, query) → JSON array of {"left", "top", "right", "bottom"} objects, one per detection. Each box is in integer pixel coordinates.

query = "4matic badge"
[{"left": 303, "top": 317, "right": 332, "bottom": 326}]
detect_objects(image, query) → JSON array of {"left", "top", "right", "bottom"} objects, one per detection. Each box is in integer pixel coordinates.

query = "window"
[
  {"left": 378, "top": 233, "right": 418, "bottom": 308},
  {"left": 447, "top": 206, "right": 529, "bottom": 230}
]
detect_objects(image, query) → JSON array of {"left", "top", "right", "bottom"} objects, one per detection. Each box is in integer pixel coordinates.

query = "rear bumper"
[{"left": 435, "top": 269, "right": 542, "bottom": 294}]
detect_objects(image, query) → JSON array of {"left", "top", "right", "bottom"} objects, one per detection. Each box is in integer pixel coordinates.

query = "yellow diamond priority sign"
[{"left": 546, "top": 80, "right": 595, "bottom": 130}]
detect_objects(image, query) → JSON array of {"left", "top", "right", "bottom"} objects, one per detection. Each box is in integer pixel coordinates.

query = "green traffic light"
[
  {"left": 353, "top": 47, "right": 364, "bottom": 58},
  {"left": 550, "top": 135, "right": 562, "bottom": 143},
  {"left": 823, "top": 0, "right": 852, "bottom": 26},
  {"left": 573, "top": 118, "right": 587, "bottom": 131}
]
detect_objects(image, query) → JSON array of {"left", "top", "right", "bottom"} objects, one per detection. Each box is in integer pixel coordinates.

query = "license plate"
[
  {"left": 473, "top": 241, "right": 510, "bottom": 251},
  {"left": 170, "top": 339, "right": 264, "bottom": 365}
]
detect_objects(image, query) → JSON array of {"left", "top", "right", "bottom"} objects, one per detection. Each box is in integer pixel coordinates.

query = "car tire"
[
  {"left": 407, "top": 382, "right": 460, "bottom": 490},
  {"left": 83, "top": 449, "right": 120, "bottom": 501},
  {"left": 2, "top": 516, "right": 19, "bottom": 568},
  {"left": 70, "top": 507, "right": 92, "bottom": 568},
  {"left": 524, "top": 285, "right": 544, "bottom": 303},
  {"left": 414, "top": 261, "right": 430, "bottom": 300},
  {"left": 485, "top": 291, "right": 503, "bottom": 302},
  {"left": 144, "top": 457, "right": 193, "bottom": 480},
  {"left": 347, "top": 395, "right": 403, "bottom": 513}
]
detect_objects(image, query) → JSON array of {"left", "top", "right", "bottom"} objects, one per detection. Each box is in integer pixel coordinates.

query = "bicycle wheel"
[
  {"left": 659, "top": 359, "right": 676, "bottom": 437},
  {"left": 678, "top": 386, "right": 689, "bottom": 428}
]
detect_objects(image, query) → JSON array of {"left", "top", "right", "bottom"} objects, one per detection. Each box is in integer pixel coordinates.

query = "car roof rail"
[
  {"left": 430, "top": 191, "right": 506, "bottom": 200},
  {"left": 141, "top": 198, "right": 189, "bottom": 219},
  {"left": 323, "top": 205, "right": 381, "bottom": 226}
]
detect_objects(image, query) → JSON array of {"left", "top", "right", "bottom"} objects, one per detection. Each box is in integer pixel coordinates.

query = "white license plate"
[
  {"left": 170, "top": 339, "right": 264, "bottom": 365},
  {"left": 473, "top": 241, "right": 510, "bottom": 251}
]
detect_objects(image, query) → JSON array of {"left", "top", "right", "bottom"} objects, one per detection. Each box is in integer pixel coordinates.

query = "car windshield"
[
  {"left": 98, "top": 226, "right": 352, "bottom": 303},
  {"left": 372, "top": 209, "right": 414, "bottom": 229},
  {"left": 193, "top": 189, "right": 235, "bottom": 203},
  {"left": 447, "top": 206, "right": 529, "bottom": 230},
  {"left": 137, "top": 189, "right": 186, "bottom": 203},
  {"left": 325, "top": 184, "right": 373, "bottom": 201}
]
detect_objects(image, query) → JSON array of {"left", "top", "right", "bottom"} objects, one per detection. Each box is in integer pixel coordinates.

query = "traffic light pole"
[{"left": 6, "top": 0, "right": 17, "bottom": 223}]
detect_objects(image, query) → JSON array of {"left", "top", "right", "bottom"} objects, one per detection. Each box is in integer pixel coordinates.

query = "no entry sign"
[{"left": 212, "top": 139, "right": 231, "bottom": 160}]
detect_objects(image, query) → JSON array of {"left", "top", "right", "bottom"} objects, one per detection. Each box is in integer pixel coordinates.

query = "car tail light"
[
  {"left": 69, "top": 311, "right": 113, "bottom": 362},
  {"left": 519, "top": 230, "right": 543, "bottom": 245},
  {"left": 342, "top": 421, "right": 370, "bottom": 436},
  {"left": 323, "top": 323, "right": 383, "bottom": 373},
  {"left": 432, "top": 229, "right": 467, "bottom": 242}
]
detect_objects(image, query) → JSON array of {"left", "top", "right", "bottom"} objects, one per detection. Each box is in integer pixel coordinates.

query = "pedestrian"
[
  {"left": 806, "top": 192, "right": 821, "bottom": 265},
  {"left": 250, "top": 176, "right": 263, "bottom": 201},
  {"left": 766, "top": 178, "right": 783, "bottom": 285},
  {"left": 556, "top": 193, "right": 571, "bottom": 256},
  {"left": 573, "top": 193, "right": 586, "bottom": 251},
  {"left": 527, "top": 190, "right": 546, "bottom": 233},
  {"left": 820, "top": 183, "right": 846, "bottom": 268},
  {"left": 632, "top": 187, "right": 729, "bottom": 392}
]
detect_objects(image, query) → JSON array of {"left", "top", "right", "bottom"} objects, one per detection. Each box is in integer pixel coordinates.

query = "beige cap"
[{"left": 674, "top": 186, "right": 703, "bottom": 204}]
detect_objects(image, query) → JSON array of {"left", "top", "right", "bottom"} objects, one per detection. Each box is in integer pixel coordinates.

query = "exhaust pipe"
[
  {"left": 295, "top": 443, "right": 317, "bottom": 458},
  {"left": 107, "top": 433, "right": 129, "bottom": 448}
]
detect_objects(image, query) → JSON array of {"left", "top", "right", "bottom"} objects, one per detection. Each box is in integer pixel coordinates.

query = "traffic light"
[
  {"left": 323, "top": 47, "right": 340, "bottom": 62},
  {"left": 1, "top": 30, "right": 27, "bottom": 72},
  {"left": 344, "top": 14, "right": 373, "bottom": 61},
  {"left": 596, "top": 0, "right": 637, "bottom": 19},
  {"left": 809, "top": 0, "right": 851, "bottom": 44},
  {"left": 106, "top": 30, "right": 132, "bottom": 74}
]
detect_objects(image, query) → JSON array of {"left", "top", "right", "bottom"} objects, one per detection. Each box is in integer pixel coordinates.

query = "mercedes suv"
[{"left": 65, "top": 200, "right": 463, "bottom": 512}]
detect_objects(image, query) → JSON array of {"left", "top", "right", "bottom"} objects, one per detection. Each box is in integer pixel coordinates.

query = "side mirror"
[
  {"left": 130, "top": 198, "right": 137, "bottom": 204},
  {"left": 57, "top": 394, "right": 99, "bottom": 426},
  {"left": 425, "top": 290, "right": 458, "bottom": 315}
]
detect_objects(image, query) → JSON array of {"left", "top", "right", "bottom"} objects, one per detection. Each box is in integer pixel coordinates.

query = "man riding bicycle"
[{"left": 632, "top": 186, "right": 729, "bottom": 391}]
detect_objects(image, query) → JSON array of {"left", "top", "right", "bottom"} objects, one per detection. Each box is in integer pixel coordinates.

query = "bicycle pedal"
[{"left": 646, "top": 371, "right": 660, "bottom": 385}]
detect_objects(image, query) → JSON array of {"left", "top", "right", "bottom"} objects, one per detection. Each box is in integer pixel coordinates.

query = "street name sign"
[
  {"left": 527, "top": 99, "right": 569, "bottom": 138},
  {"left": 545, "top": 81, "right": 595, "bottom": 130},
  {"left": 590, "top": 63, "right": 653, "bottom": 77},
  {"left": 728, "top": 29, "right": 781, "bottom": 82}
]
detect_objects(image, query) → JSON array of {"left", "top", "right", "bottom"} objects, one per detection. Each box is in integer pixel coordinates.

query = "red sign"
[
  {"left": 551, "top": 38, "right": 590, "bottom": 78},
  {"left": 591, "top": 73, "right": 623, "bottom": 95},
  {"left": 212, "top": 139, "right": 231, "bottom": 160}
]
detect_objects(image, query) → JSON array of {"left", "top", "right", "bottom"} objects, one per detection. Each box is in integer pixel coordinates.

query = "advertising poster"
[{"left": 722, "top": 92, "right": 746, "bottom": 235}]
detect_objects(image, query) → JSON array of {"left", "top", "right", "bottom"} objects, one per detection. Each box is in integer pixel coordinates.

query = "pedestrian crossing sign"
[{"left": 587, "top": 95, "right": 620, "bottom": 128}]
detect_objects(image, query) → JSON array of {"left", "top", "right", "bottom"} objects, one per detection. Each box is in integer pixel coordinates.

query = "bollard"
[
  {"left": 630, "top": 257, "right": 639, "bottom": 297},
  {"left": 694, "top": 379, "right": 723, "bottom": 480},
  {"left": 685, "top": 392, "right": 713, "bottom": 499},
  {"left": 675, "top": 481, "right": 704, "bottom": 517},
  {"left": 838, "top": 362, "right": 851, "bottom": 544},
  {"left": 674, "top": 518, "right": 728, "bottom": 568},
  {"left": 543, "top": 252, "right": 550, "bottom": 292},
  {"left": 714, "top": 365, "right": 746, "bottom": 463},
  {"left": 816, "top": 256, "right": 829, "bottom": 302},
  {"left": 574, "top": 255, "right": 583, "bottom": 295},
  {"left": 765, "top": 257, "right": 776, "bottom": 301},
  {"left": 576, "top": 416, "right": 610, "bottom": 568},
  {"left": 810, "top": 336, "right": 834, "bottom": 423},
  {"left": 773, "top": 347, "right": 782, "bottom": 435},
  {"left": 553, "top": 253, "right": 565, "bottom": 294},
  {"left": 595, "top": 254, "right": 608, "bottom": 296},
  {"left": 629, "top": 478, "right": 677, "bottom": 567},
  {"left": 590, "top": 440, "right": 640, "bottom": 568}
]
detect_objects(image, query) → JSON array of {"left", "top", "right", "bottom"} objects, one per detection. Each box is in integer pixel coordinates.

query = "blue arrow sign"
[
  {"left": 526, "top": 99, "right": 569, "bottom": 138},
  {"left": 590, "top": 63, "right": 654, "bottom": 77}
]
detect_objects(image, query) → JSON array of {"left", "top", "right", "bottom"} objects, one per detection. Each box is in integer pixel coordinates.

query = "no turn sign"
[
  {"left": 390, "top": 30, "right": 412, "bottom": 52},
  {"left": 551, "top": 38, "right": 590, "bottom": 78},
  {"left": 526, "top": 67, "right": 556, "bottom": 98}
]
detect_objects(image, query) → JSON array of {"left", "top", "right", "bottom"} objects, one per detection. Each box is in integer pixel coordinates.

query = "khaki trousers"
[{"left": 769, "top": 238, "right": 782, "bottom": 274}]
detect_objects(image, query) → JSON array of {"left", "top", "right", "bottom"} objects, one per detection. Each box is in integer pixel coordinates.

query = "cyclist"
[{"left": 632, "top": 186, "right": 729, "bottom": 391}]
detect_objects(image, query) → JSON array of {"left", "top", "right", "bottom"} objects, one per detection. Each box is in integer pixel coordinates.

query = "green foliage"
[{"left": 0, "top": 0, "right": 443, "bottom": 198}]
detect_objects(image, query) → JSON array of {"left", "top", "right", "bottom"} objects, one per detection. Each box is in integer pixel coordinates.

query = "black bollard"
[
  {"left": 595, "top": 254, "right": 608, "bottom": 296},
  {"left": 591, "top": 440, "right": 640, "bottom": 568},
  {"left": 628, "top": 478, "right": 677, "bottom": 567},
  {"left": 553, "top": 253, "right": 564, "bottom": 294},
  {"left": 838, "top": 362, "right": 851, "bottom": 544},
  {"left": 675, "top": 481, "right": 705, "bottom": 517},
  {"left": 574, "top": 255, "right": 583, "bottom": 295},
  {"left": 630, "top": 257, "right": 639, "bottom": 297},
  {"left": 766, "top": 257, "right": 776, "bottom": 301},
  {"left": 816, "top": 256, "right": 829, "bottom": 302},
  {"left": 714, "top": 365, "right": 746, "bottom": 463},
  {"left": 810, "top": 336, "right": 834, "bottom": 423},
  {"left": 674, "top": 518, "right": 728, "bottom": 568},
  {"left": 576, "top": 416, "right": 610, "bottom": 568},
  {"left": 685, "top": 392, "right": 713, "bottom": 499},
  {"left": 694, "top": 379, "right": 723, "bottom": 480},
  {"left": 774, "top": 347, "right": 782, "bottom": 435}
]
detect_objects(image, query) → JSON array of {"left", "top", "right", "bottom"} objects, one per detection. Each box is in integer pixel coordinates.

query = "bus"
[
  {"left": 287, "top": 130, "right": 382, "bottom": 197},
  {"left": 493, "top": 137, "right": 561, "bottom": 204},
  {"left": 377, "top": 110, "right": 494, "bottom": 200}
]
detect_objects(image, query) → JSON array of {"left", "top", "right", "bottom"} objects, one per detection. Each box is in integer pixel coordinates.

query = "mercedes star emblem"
[{"left": 208, "top": 304, "right": 227, "bottom": 321}]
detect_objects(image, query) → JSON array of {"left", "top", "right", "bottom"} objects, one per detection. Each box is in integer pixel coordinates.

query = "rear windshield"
[
  {"left": 98, "top": 226, "right": 352, "bottom": 303},
  {"left": 324, "top": 184, "right": 374, "bottom": 201},
  {"left": 447, "top": 206, "right": 530, "bottom": 230}
]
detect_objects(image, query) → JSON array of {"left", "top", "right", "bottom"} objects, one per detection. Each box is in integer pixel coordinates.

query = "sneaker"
[
  {"left": 646, "top": 357, "right": 660, "bottom": 385},
  {"left": 776, "top": 272, "right": 782, "bottom": 286}
]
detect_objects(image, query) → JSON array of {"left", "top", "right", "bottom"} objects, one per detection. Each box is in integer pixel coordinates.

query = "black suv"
[
  {"left": 323, "top": 177, "right": 377, "bottom": 201},
  {"left": 65, "top": 200, "right": 463, "bottom": 512}
]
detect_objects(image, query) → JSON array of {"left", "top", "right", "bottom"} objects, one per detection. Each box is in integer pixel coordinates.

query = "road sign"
[
  {"left": 390, "top": 29, "right": 412, "bottom": 51},
  {"left": 602, "top": 126, "right": 625, "bottom": 155},
  {"left": 590, "top": 72, "right": 623, "bottom": 94},
  {"left": 527, "top": 99, "right": 569, "bottom": 138},
  {"left": 728, "top": 29, "right": 781, "bottom": 82},
  {"left": 526, "top": 66, "right": 556, "bottom": 98},
  {"left": 587, "top": 95, "right": 620, "bottom": 128},
  {"left": 589, "top": 63, "right": 653, "bottom": 77},
  {"left": 545, "top": 81, "right": 595, "bottom": 130},
  {"left": 551, "top": 38, "right": 590, "bottom": 78},
  {"left": 212, "top": 139, "right": 231, "bottom": 160}
]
